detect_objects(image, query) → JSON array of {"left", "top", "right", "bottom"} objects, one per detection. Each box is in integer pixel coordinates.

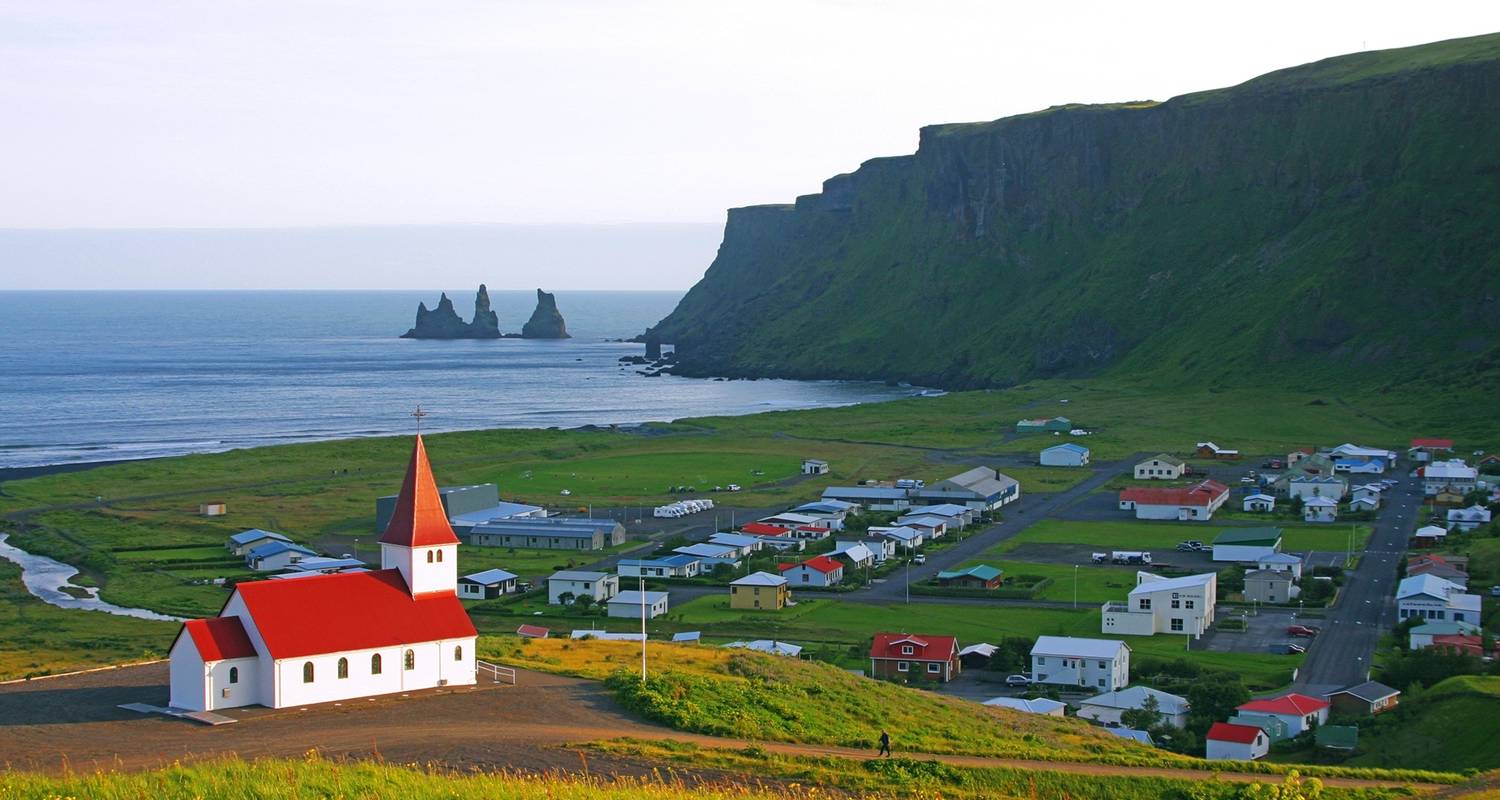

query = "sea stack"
[
  {"left": 520, "top": 288, "right": 571, "bottom": 339},
  {"left": 400, "top": 284, "right": 504, "bottom": 339}
]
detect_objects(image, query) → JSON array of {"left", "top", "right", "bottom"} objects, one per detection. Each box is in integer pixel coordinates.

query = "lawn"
[
  {"left": 952, "top": 559, "right": 1142, "bottom": 603},
  {"left": 990, "top": 520, "right": 1372, "bottom": 556},
  {"left": 1344, "top": 676, "right": 1500, "bottom": 772},
  {"left": 997, "top": 466, "right": 1096, "bottom": 493}
]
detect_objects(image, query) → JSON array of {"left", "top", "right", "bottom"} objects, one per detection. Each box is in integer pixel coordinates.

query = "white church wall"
[
  {"left": 168, "top": 634, "right": 206, "bottom": 711},
  {"left": 207, "top": 658, "right": 260, "bottom": 710}
]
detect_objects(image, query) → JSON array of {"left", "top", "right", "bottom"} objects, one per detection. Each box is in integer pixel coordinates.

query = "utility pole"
[
  {"left": 1073, "top": 564, "right": 1079, "bottom": 609},
  {"left": 640, "top": 575, "right": 648, "bottom": 683}
]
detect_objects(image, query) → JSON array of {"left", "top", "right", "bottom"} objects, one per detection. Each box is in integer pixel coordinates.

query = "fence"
[{"left": 476, "top": 660, "right": 517, "bottom": 685}]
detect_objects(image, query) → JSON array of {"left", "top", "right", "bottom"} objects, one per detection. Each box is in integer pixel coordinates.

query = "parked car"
[
  {"left": 1005, "top": 674, "right": 1032, "bottom": 687},
  {"left": 1284, "top": 643, "right": 1307, "bottom": 654},
  {"left": 911, "top": 554, "right": 927, "bottom": 565},
  {"left": 1176, "top": 540, "right": 1206, "bottom": 552},
  {"left": 1491, "top": 585, "right": 1500, "bottom": 597},
  {"left": 1287, "top": 625, "right": 1319, "bottom": 637}
]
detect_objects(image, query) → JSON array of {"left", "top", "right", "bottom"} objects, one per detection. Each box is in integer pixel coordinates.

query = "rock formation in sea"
[
  {"left": 400, "top": 284, "right": 505, "bottom": 339},
  {"left": 520, "top": 288, "right": 571, "bottom": 339}
]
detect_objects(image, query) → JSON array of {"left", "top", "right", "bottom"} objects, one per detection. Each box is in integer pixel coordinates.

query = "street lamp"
[{"left": 1073, "top": 564, "right": 1079, "bottom": 609}]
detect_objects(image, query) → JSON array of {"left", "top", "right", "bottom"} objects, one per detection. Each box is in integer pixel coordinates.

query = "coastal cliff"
[
  {"left": 645, "top": 34, "right": 1500, "bottom": 389},
  {"left": 401, "top": 284, "right": 503, "bottom": 339},
  {"left": 521, "top": 289, "right": 571, "bottom": 339}
]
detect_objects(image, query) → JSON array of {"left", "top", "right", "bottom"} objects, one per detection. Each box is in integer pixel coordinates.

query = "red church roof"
[
  {"left": 380, "top": 435, "right": 461, "bottom": 548},
  {"left": 869, "top": 632, "right": 959, "bottom": 661},
  {"left": 179, "top": 616, "right": 257, "bottom": 661},
  {"left": 1236, "top": 693, "right": 1330, "bottom": 717},
  {"left": 1207, "top": 722, "right": 1264, "bottom": 744},
  {"left": 233, "top": 569, "right": 476, "bottom": 659},
  {"left": 1119, "top": 480, "right": 1229, "bottom": 508}
]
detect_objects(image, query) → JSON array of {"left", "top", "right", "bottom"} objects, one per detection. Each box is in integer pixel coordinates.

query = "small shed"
[
  {"left": 801, "top": 458, "right": 830, "bottom": 475},
  {"left": 516, "top": 624, "right": 550, "bottom": 639},
  {"left": 199, "top": 501, "right": 228, "bottom": 517},
  {"left": 1040, "top": 443, "right": 1091, "bottom": 467},
  {"left": 606, "top": 589, "right": 670, "bottom": 619},
  {"left": 458, "top": 568, "right": 519, "bottom": 600},
  {"left": 935, "top": 564, "right": 1004, "bottom": 590}
]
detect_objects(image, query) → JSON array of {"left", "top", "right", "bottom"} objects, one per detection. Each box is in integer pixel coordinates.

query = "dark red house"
[{"left": 868, "top": 633, "right": 961, "bottom": 682}]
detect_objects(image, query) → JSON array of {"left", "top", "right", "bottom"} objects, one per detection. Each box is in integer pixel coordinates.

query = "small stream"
[{"left": 0, "top": 533, "right": 184, "bottom": 622}]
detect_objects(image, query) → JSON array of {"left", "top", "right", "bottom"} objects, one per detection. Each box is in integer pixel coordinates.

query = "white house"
[
  {"left": 1448, "top": 504, "right": 1492, "bottom": 532},
  {"left": 845, "top": 537, "right": 897, "bottom": 563},
  {"left": 1397, "top": 574, "right": 1481, "bottom": 624},
  {"left": 547, "top": 570, "right": 621, "bottom": 605},
  {"left": 1029, "top": 636, "right": 1130, "bottom": 692},
  {"left": 1134, "top": 454, "right": 1186, "bottom": 480},
  {"left": 894, "top": 515, "right": 949, "bottom": 539},
  {"left": 1350, "top": 484, "right": 1383, "bottom": 506},
  {"left": 1303, "top": 496, "right": 1339, "bottom": 523},
  {"left": 457, "top": 568, "right": 517, "bottom": 600},
  {"left": 1409, "top": 620, "right": 1482, "bottom": 649},
  {"left": 617, "top": 554, "right": 703, "bottom": 579},
  {"left": 1101, "top": 572, "right": 1217, "bottom": 637},
  {"left": 779, "top": 555, "right": 844, "bottom": 587},
  {"left": 1413, "top": 524, "right": 1448, "bottom": 547},
  {"left": 874, "top": 526, "right": 925, "bottom": 550},
  {"left": 169, "top": 435, "right": 476, "bottom": 713},
  {"left": 1206, "top": 722, "right": 1270, "bottom": 761},
  {"left": 1424, "top": 460, "right": 1478, "bottom": 495},
  {"left": 1235, "top": 693, "right": 1330, "bottom": 737},
  {"left": 1288, "top": 476, "right": 1348, "bottom": 501},
  {"left": 707, "top": 532, "right": 763, "bottom": 556},
  {"left": 983, "top": 697, "right": 1067, "bottom": 717},
  {"left": 606, "top": 589, "right": 669, "bottom": 619},
  {"left": 829, "top": 541, "right": 876, "bottom": 568},
  {"left": 1242, "top": 494, "right": 1276, "bottom": 513},
  {"left": 1118, "top": 480, "right": 1229, "bottom": 521},
  {"left": 673, "top": 542, "right": 743, "bottom": 568},
  {"left": 800, "top": 458, "right": 830, "bottom": 475},
  {"left": 904, "top": 503, "right": 976, "bottom": 528},
  {"left": 1255, "top": 552, "right": 1304, "bottom": 579},
  {"left": 1040, "top": 443, "right": 1091, "bottom": 467},
  {"left": 227, "top": 529, "right": 291, "bottom": 556},
  {"left": 1077, "top": 686, "right": 1190, "bottom": 729}
]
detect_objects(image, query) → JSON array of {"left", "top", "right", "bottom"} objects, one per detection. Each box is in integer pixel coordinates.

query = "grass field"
[
  {"left": 989, "top": 520, "right": 1372, "bottom": 556},
  {"left": 1344, "top": 676, "right": 1500, "bottom": 771},
  {"left": 952, "top": 559, "right": 1142, "bottom": 603}
]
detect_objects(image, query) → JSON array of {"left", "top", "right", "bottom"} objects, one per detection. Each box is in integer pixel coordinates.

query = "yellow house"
[{"left": 730, "top": 571, "right": 789, "bottom": 610}]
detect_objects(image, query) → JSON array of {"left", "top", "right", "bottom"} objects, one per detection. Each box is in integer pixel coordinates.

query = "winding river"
[{"left": 0, "top": 533, "right": 183, "bottom": 622}]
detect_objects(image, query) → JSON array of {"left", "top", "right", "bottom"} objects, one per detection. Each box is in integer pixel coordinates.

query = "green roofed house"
[
  {"left": 1212, "top": 527, "right": 1284, "bottom": 563},
  {"left": 1315, "top": 725, "right": 1359, "bottom": 751},
  {"left": 1016, "top": 416, "right": 1072, "bottom": 433},
  {"left": 936, "top": 564, "right": 1004, "bottom": 590}
]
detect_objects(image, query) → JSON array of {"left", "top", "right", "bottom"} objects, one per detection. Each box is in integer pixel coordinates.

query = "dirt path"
[{"left": 0, "top": 663, "right": 1437, "bottom": 791}]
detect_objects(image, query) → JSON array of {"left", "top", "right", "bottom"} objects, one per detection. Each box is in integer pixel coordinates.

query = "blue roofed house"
[
  {"left": 820, "top": 486, "right": 913, "bottom": 512},
  {"left": 618, "top": 554, "right": 703, "bottom": 579},
  {"left": 227, "top": 529, "right": 291, "bottom": 556},
  {"left": 458, "top": 568, "right": 519, "bottom": 599},
  {"left": 1040, "top": 443, "right": 1091, "bottom": 467},
  {"left": 245, "top": 540, "right": 318, "bottom": 571}
]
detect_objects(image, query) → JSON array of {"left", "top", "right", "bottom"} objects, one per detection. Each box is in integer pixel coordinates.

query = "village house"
[
  {"left": 1409, "top": 438, "right": 1455, "bottom": 463},
  {"left": 1448, "top": 504, "right": 1492, "bottom": 532},
  {"left": 904, "top": 503, "right": 976, "bottom": 528},
  {"left": 1196, "top": 442, "right": 1241, "bottom": 460},
  {"left": 168, "top": 435, "right": 477, "bottom": 712},
  {"left": 227, "top": 529, "right": 291, "bottom": 557},
  {"left": 1030, "top": 636, "right": 1130, "bottom": 691},
  {"left": 281, "top": 557, "right": 365, "bottom": 576},
  {"left": 873, "top": 525, "right": 924, "bottom": 550},
  {"left": 725, "top": 639, "right": 803, "bottom": 657},
  {"left": 1016, "top": 416, "right": 1072, "bottom": 433},
  {"left": 935, "top": 564, "right": 1004, "bottom": 590},
  {"left": 673, "top": 542, "right": 743, "bottom": 568},
  {"left": 1101, "top": 572, "right": 1217, "bottom": 637},
  {"left": 457, "top": 568, "right": 517, "bottom": 600},
  {"left": 1325, "top": 681, "right": 1400, "bottom": 717},
  {"left": 1134, "top": 454, "right": 1187, "bottom": 480},
  {"left": 706, "top": 532, "right": 763, "bottom": 557},
  {"left": 1256, "top": 552, "right": 1304, "bottom": 578},
  {"left": 1433, "top": 487, "right": 1469, "bottom": 508},
  {"left": 844, "top": 537, "right": 897, "bottom": 563},
  {"left": 1207, "top": 723, "right": 1270, "bottom": 761},
  {"left": 1235, "top": 693, "right": 1330, "bottom": 737},
  {"left": 1303, "top": 496, "right": 1339, "bottom": 523},
  {"left": 1242, "top": 493, "right": 1276, "bottom": 513},
  {"left": 1424, "top": 459, "right": 1479, "bottom": 495},
  {"left": 1350, "top": 484, "right": 1383, "bottom": 507},
  {"left": 547, "top": 570, "right": 620, "bottom": 605},
  {"left": 1287, "top": 475, "right": 1349, "bottom": 501},
  {"left": 1429, "top": 634, "right": 1497, "bottom": 658},
  {"left": 894, "top": 514, "right": 949, "bottom": 539},
  {"left": 793, "top": 499, "right": 859, "bottom": 521},
  {"left": 1244, "top": 569, "right": 1298, "bottom": 604},
  {"left": 1212, "top": 527, "right": 1283, "bottom": 562},
  {"left": 828, "top": 541, "right": 876, "bottom": 569},
  {"left": 1397, "top": 574, "right": 1480, "bottom": 624},
  {"left": 245, "top": 540, "right": 318, "bottom": 572},
  {"left": 1118, "top": 480, "right": 1230, "bottom": 521},
  {"left": 1406, "top": 554, "right": 1467, "bottom": 586},
  {"left": 911, "top": 466, "right": 1021, "bottom": 512},
  {"left": 729, "top": 571, "right": 789, "bottom": 610},
  {"left": 869, "top": 633, "right": 961, "bottom": 682},
  {"left": 760, "top": 511, "right": 839, "bottom": 530},
  {"left": 820, "top": 486, "right": 913, "bottom": 512},
  {"left": 606, "top": 590, "right": 669, "bottom": 619},
  {"left": 779, "top": 554, "right": 845, "bottom": 587},
  {"left": 983, "top": 696, "right": 1067, "bottom": 716},
  {"left": 1412, "top": 524, "right": 1448, "bottom": 548},
  {"left": 617, "top": 554, "right": 703, "bottom": 579},
  {"left": 800, "top": 458, "right": 830, "bottom": 475},
  {"left": 468, "top": 516, "right": 626, "bottom": 551},
  {"left": 1334, "top": 458, "right": 1385, "bottom": 475},
  {"left": 1328, "top": 444, "right": 1398, "bottom": 469},
  {"left": 1040, "top": 443, "right": 1091, "bottom": 467},
  {"left": 1409, "top": 620, "right": 1482, "bottom": 649},
  {"left": 1077, "top": 686, "right": 1190, "bottom": 729}
]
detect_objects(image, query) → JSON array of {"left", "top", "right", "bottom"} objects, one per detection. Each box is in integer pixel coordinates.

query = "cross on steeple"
[{"left": 411, "top": 405, "right": 428, "bottom": 433}]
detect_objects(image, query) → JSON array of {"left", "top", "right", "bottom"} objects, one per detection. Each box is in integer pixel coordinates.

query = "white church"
[{"left": 169, "top": 435, "right": 478, "bottom": 711}]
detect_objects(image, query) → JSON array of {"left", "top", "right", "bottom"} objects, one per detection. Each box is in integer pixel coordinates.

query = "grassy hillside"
[
  {"left": 481, "top": 636, "right": 1182, "bottom": 767},
  {"left": 649, "top": 33, "right": 1500, "bottom": 391},
  {"left": 1347, "top": 676, "right": 1500, "bottom": 772}
]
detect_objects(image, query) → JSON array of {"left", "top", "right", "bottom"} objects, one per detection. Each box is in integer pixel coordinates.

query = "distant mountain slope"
[{"left": 647, "top": 34, "right": 1500, "bottom": 389}]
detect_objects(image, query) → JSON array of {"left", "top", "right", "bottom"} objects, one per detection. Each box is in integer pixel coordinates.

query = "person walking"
[{"left": 877, "top": 729, "right": 892, "bottom": 758}]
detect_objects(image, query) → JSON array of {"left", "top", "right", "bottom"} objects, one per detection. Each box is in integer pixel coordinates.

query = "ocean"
[{"left": 0, "top": 291, "right": 922, "bottom": 470}]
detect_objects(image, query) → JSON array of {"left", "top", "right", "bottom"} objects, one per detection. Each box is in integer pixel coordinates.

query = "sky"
[{"left": 1, "top": 1, "right": 1497, "bottom": 288}]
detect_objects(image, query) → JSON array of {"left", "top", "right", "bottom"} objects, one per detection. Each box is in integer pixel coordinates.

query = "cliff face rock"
[
  {"left": 646, "top": 34, "right": 1500, "bottom": 390},
  {"left": 521, "top": 289, "right": 571, "bottom": 339},
  {"left": 401, "top": 284, "right": 505, "bottom": 339}
]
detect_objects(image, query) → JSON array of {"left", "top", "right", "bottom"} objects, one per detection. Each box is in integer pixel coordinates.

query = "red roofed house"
[
  {"left": 1234, "top": 693, "right": 1330, "bottom": 737},
  {"left": 1118, "top": 480, "right": 1230, "bottom": 521},
  {"left": 169, "top": 435, "right": 478, "bottom": 712},
  {"left": 1430, "top": 634, "right": 1495, "bottom": 659},
  {"left": 869, "top": 633, "right": 961, "bottom": 682},
  {"left": 779, "top": 554, "right": 845, "bottom": 587},
  {"left": 1206, "top": 722, "right": 1270, "bottom": 760},
  {"left": 741, "top": 522, "right": 791, "bottom": 538},
  {"left": 1409, "top": 438, "right": 1455, "bottom": 463}
]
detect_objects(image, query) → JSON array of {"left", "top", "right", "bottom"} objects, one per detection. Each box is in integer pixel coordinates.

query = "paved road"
[
  {"left": 849, "top": 455, "right": 1144, "bottom": 603},
  {"left": 1292, "top": 468, "right": 1421, "bottom": 696}
]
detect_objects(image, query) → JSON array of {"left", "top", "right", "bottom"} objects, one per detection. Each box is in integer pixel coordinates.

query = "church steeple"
[{"left": 379, "top": 434, "right": 459, "bottom": 595}]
